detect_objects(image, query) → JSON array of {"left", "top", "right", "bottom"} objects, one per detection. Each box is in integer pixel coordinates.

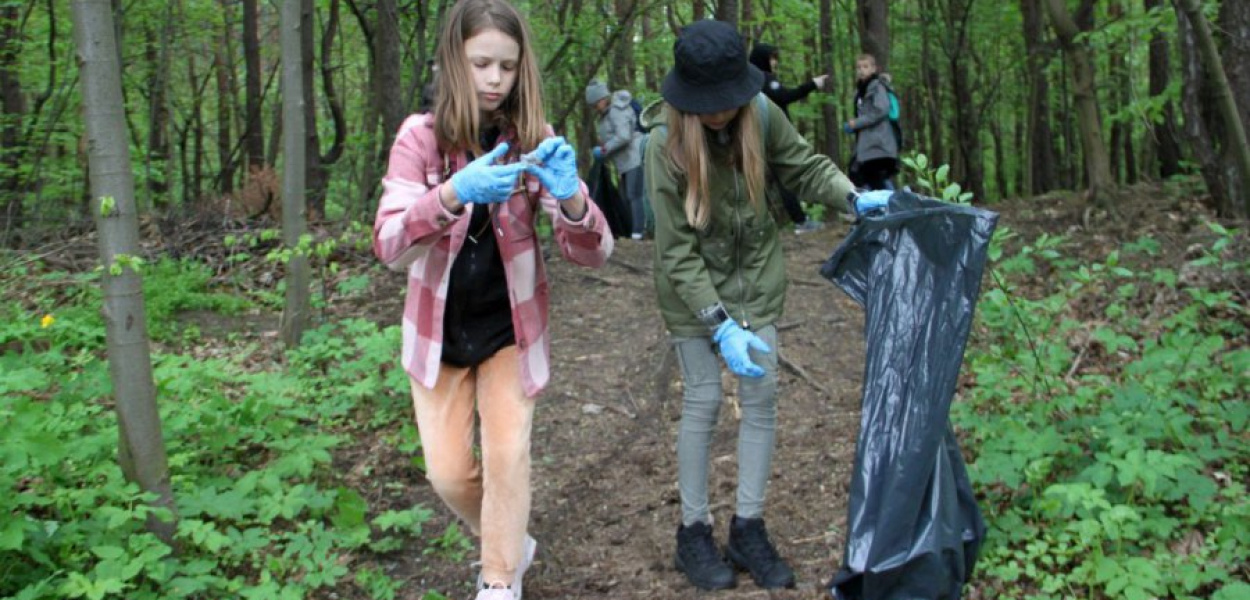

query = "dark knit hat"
[{"left": 661, "top": 20, "right": 763, "bottom": 114}]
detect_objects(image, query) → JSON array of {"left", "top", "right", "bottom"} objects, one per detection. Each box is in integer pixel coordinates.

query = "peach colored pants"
[{"left": 409, "top": 345, "right": 534, "bottom": 586}]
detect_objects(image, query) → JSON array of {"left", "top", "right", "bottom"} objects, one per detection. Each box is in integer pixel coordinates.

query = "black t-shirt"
[{"left": 440, "top": 128, "right": 516, "bottom": 367}]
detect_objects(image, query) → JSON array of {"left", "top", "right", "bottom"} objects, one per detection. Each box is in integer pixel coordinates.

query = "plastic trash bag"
[
  {"left": 587, "top": 158, "right": 632, "bottom": 239},
  {"left": 820, "top": 191, "right": 994, "bottom": 600}
]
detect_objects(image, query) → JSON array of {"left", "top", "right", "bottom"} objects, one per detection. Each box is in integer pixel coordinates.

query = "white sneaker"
[
  {"left": 631, "top": 232, "right": 644, "bottom": 240},
  {"left": 513, "top": 535, "right": 537, "bottom": 599},
  {"left": 476, "top": 535, "right": 538, "bottom": 600},
  {"left": 475, "top": 587, "right": 513, "bottom": 600}
]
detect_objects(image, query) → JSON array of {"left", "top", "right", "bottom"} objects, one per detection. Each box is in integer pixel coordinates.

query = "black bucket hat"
[{"left": 661, "top": 20, "right": 763, "bottom": 115}]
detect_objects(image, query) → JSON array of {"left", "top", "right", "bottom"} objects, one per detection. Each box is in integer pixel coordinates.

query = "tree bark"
[
  {"left": 1020, "top": 0, "right": 1057, "bottom": 194},
  {"left": 143, "top": 13, "right": 173, "bottom": 206},
  {"left": 213, "top": 25, "right": 234, "bottom": 195},
  {"left": 1044, "top": 0, "right": 1114, "bottom": 205},
  {"left": 856, "top": 0, "right": 890, "bottom": 71},
  {"left": 281, "top": 0, "right": 310, "bottom": 347},
  {"left": 945, "top": 0, "right": 986, "bottom": 201},
  {"left": 921, "top": 0, "right": 943, "bottom": 167},
  {"left": 1, "top": 4, "right": 26, "bottom": 233},
  {"left": 242, "top": 0, "right": 265, "bottom": 171},
  {"left": 1174, "top": 0, "right": 1250, "bottom": 217},
  {"left": 71, "top": 0, "right": 176, "bottom": 545},
  {"left": 1145, "top": 0, "right": 1182, "bottom": 179},
  {"left": 375, "top": 0, "right": 404, "bottom": 139},
  {"left": 819, "top": 0, "right": 839, "bottom": 157},
  {"left": 714, "top": 0, "right": 738, "bottom": 26}
]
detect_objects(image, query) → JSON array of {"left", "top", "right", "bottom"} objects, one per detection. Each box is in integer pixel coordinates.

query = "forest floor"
[
  {"left": 100, "top": 179, "right": 1230, "bottom": 600},
  {"left": 347, "top": 212, "right": 873, "bottom": 600},
  {"left": 305, "top": 181, "right": 1225, "bottom": 600}
]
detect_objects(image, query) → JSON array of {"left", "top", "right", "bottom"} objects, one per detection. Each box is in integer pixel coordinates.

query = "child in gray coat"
[{"left": 586, "top": 80, "right": 646, "bottom": 239}]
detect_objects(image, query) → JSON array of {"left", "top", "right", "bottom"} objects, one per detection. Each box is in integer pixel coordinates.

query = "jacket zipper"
[{"left": 732, "top": 174, "right": 750, "bottom": 330}]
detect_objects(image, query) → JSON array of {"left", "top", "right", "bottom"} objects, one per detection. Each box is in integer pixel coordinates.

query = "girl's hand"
[
  {"left": 524, "top": 137, "right": 580, "bottom": 201},
  {"left": 450, "top": 143, "right": 526, "bottom": 205}
]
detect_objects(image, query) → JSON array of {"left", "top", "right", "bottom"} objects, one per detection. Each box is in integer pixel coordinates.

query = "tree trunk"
[
  {"left": 143, "top": 13, "right": 172, "bottom": 207},
  {"left": 281, "top": 0, "right": 310, "bottom": 347},
  {"left": 1174, "top": 0, "right": 1250, "bottom": 217},
  {"left": 1020, "top": 0, "right": 1058, "bottom": 195},
  {"left": 242, "top": 0, "right": 265, "bottom": 171},
  {"left": 1145, "top": 0, "right": 1182, "bottom": 179},
  {"left": 612, "top": 0, "right": 637, "bottom": 86},
  {"left": 71, "top": 0, "right": 176, "bottom": 545},
  {"left": 715, "top": 0, "right": 738, "bottom": 26},
  {"left": 819, "top": 0, "right": 839, "bottom": 157},
  {"left": 991, "top": 119, "right": 1008, "bottom": 199},
  {"left": 1, "top": 4, "right": 26, "bottom": 234},
  {"left": 856, "top": 0, "right": 890, "bottom": 71},
  {"left": 213, "top": 28, "right": 234, "bottom": 195},
  {"left": 945, "top": 0, "right": 986, "bottom": 201},
  {"left": 376, "top": 0, "right": 404, "bottom": 139},
  {"left": 1044, "top": 0, "right": 1113, "bottom": 205},
  {"left": 299, "top": 0, "right": 324, "bottom": 220}
]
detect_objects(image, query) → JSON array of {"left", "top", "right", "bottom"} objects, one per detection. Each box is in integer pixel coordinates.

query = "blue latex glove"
[
  {"left": 524, "top": 137, "right": 580, "bottom": 200},
  {"left": 842, "top": 121, "right": 854, "bottom": 134},
  {"left": 450, "top": 142, "right": 526, "bottom": 205},
  {"left": 713, "top": 320, "right": 772, "bottom": 378},
  {"left": 855, "top": 190, "right": 892, "bottom": 215},
  {"left": 592, "top": 146, "right": 604, "bottom": 160}
]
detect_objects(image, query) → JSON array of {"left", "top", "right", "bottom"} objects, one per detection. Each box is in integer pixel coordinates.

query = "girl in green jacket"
[{"left": 645, "top": 19, "right": 891, "bottom": 592}]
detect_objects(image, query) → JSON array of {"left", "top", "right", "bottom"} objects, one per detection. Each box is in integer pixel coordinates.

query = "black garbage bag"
[
  {"left": 820, "top": 191, "right": 994, "bottom": 600},
  {"left": 587, "top": 158, "right": 632, "bottom": 239}
]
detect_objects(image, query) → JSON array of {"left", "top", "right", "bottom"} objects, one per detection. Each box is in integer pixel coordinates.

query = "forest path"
[{"left": 356, "top": 222, "right": 870, "bottom": 600}]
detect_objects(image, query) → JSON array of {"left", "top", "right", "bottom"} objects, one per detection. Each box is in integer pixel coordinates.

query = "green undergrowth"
[
  {"left": 959, "top": 221, "right": 1248, "bottom": 599},
  {"left": 0, "top": 256, "right": 437, "bottom": 599}
]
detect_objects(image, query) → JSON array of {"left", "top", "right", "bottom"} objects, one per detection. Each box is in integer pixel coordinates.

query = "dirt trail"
[{"left": 365, "top": 223, "right": 870, "bottom": 600}]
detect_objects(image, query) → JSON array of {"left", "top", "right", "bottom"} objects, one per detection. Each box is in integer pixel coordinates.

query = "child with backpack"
[
  {"left": 372, "top": 0, "right": 613, "bottom": 597},
  {"left": 843, "top": 53, "right": 900, "bottom": 191},
  {"left": 644, "top": 19, "right": 891, "bottom": 592},
  {"left": 585, "top": 80, "right": 646, "bottom": 239}
]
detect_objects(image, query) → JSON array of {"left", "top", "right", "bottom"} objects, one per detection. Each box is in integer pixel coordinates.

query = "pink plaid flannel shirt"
[{"left": 373, "top": 114, "right": 613, "bottom": 397}]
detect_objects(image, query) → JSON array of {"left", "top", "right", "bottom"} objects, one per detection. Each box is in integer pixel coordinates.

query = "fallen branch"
[
  {"left": 778, "top": 351, "right": 832, "bottom": 397},
  {"left": 609, "top": 256, "right": 647, "bottom": 274}
]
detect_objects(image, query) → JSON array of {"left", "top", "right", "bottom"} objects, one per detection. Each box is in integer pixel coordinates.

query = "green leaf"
[
  {"left": 0, "top": 518, "right": 26, "bottom": 550},
  {"left": 90, "top": 544, "right": 126, "bottom": 560}
]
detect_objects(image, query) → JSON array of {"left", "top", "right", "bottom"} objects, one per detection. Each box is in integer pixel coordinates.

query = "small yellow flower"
[{"left": 40, "top": 314, "right": 55, "bottom": 328}]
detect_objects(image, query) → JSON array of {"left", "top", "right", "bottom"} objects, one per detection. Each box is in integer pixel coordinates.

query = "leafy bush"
[
  {"left": 0, "top": 262, "right": 431, "bottom": 599},
  {"left": 959, "top": 223, "right": 1248, "bottom": 599}
]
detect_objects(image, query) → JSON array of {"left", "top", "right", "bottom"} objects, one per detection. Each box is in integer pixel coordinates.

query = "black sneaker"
[
  {"left": 726, "top": 515, "right": 796, "bottom": 589},
  {"left": 674, "top": 521, "right": 737, "bottom": 590}
]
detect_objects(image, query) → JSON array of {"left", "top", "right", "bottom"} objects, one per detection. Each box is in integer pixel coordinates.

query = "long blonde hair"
[
  {"left": 433, "top": 0, "right": 546, "bottom": 156},
  {"left": 663, "top": 103, "right": 767, "bottom": 230}
]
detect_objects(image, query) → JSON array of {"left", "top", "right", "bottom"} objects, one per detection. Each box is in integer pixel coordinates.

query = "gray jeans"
[
  {"left": 672, "top": 325, "right": 779, "bottom": 526},
  {"left": 620, "top": 166, "right": 646, "bottom": 236}
]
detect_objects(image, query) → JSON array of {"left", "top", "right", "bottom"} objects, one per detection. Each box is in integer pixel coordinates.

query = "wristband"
[{"left": 696, "top": 303, "right": 732, "bottom": 331}]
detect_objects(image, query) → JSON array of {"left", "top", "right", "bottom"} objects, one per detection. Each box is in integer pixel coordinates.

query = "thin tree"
[
  {"left": 1145, "top": 0, "right": 1182, "bottom": 178},
  {"left": 71, "top": 0, "right": 176, "bottom": 545},
  {"left": 1044, "top": 0, "right": 1114, "bottom": 205},
  {"left": 1, "top": 4, "right": 25, "bottom": 233},
  {"left": 1175, "top": 0, "right": 1250, "bottom": 218},
  {"left": 1020, "top": 0, "right": 1058, "bottom": 195},
  {"left": 242, "top": 0, "right": 265, "bottom": 172},
  {"left": 856, "top": 0, "right": 890, "bottom": 71},
  {"left": 281, "top": 0, "right": 311, "bottom": 347}
]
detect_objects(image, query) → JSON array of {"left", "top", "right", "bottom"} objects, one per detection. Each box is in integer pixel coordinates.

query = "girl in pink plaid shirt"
[{"left": 372, "top": 1, "right": 612, "bottom": 597}]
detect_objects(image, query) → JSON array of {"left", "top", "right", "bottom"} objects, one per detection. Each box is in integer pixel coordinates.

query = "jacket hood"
[
  {"left": 749, "top": 43, "right": 777, "bottom": 73},
  {"left": 611, "top": 89, "right": 634, "bottom": 109}
]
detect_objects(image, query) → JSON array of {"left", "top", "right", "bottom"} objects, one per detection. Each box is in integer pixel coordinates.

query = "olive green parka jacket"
[{"left": 644, "top": 95, "right": 856, "bottom": 337}]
